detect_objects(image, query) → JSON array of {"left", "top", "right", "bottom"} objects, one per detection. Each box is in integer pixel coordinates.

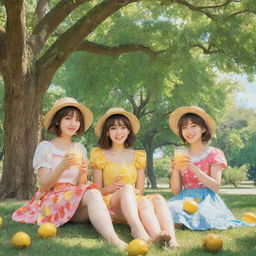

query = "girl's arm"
[
  {"left": 170, "top": 168, "right": 183, "bottom": 195},
  {"left": 135, "top": 169, "right": 145, "bottom": 195},
  {"left": 77, "top": 158, "right": 88, "bottom": 185},
  {"left": 93, "top": 169, "right": 124, "bottom": 195},
  {"left": 38, "top": 154, "right": 80, "bottom": 191},
  {"left": 189, "top": 163, "right": 222, "bottom": 193}
]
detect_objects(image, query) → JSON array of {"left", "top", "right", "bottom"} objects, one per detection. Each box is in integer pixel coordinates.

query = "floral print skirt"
[{"left": 12, "top": 183, "right": 97, "bottom": 227}]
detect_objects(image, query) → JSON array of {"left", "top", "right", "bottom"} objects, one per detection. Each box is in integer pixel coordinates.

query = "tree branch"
[
  {"left": 228, "top": 9, "right": 256, "bottom": 18},
  {"left": 30, "top": 0, "right": 91, "bottom": 55},
  {"left": 128, "top": 91, "right": 152, "bottom": 118},
  {"left": 76, "top": 39, "right": 163, "bottom": 57},
  {"left": 33, "top": 0, "right": 48, "bottom": 25},
  {"left": 4, "top": 0, "right": 27, "bottom": 80},
  {"left": 197, "top": 0, "right": 236, "bottom": 9},
  {"left": 173, "top": 0, "right": 216, "bottom": 19},
  {"left": 193, "top": 44, "right": 221, "bottom": 54},
  {"left": 37, "top": 0, "right": 139, "bottom": 92}
]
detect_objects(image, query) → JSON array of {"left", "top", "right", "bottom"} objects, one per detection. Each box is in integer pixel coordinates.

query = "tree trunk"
[
  {"left": 0, "top": 77, "right": 43, "bottom": 199},
  {"left": 144, "top": 142, "right": 157, "bottom": 189}
]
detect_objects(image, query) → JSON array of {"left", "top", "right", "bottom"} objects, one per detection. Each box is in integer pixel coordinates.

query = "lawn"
[{"left": 0, "top": 189, "right": 256, "bottom": 256}]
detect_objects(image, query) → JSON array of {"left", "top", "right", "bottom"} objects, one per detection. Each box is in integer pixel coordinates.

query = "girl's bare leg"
[
  {"left": 71, "top": 189, "right": 127, "bottom": 248},
  {"left": 151, "top": 194, "right": 179, "bottom": 248},
  {"left": 137, "top": 198, "right": 162, "bottom": 240},
  {"left": 110, "top": 184, "right": 150, "bottom": 241}
]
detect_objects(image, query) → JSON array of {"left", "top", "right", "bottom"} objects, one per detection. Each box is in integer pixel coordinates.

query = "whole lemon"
[
  {"left": 183, "top": 199, "right": 198, "bottom": 214},
  {"left": 11, "top": 232, "right": 31, "bottom": 249},
  {"left": 0, "top": 216, "right": 3, "bottom": 227},
  {"left": 242, "top": 212, "right": 256, "bottom": 224},
  {"left": 38, "top": 223, "right": 57, "bottom": 238},
  {"left": 203, "top": 233, "right": 223, "bottom": 252},
  {"left": 127, "top": 239, "right": 149, "bottom": 256}
]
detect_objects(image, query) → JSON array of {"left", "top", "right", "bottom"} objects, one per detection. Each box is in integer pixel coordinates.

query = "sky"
[{"left": 234, "top": 74, "right": 256, "bottom": 110}]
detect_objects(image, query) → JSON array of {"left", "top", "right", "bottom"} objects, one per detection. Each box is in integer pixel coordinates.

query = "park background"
[{"left": 0, "top": 1, "right": 256, "bottom": 255}]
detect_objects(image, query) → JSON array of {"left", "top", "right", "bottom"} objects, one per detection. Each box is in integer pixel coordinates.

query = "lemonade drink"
[
  {"left": 69, "top": 144, "right": 83, "bottom": 170},
  {"left": 174, "top": 146, "right": 188, "bottom": 170}
]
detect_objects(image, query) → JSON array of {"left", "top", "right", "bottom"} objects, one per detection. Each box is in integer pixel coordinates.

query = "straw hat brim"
[
  {"left": 44, "top": 102, "right": 93, "bottom": 132},
  {"left": 169, "top": 106, "right": 216, "bottom": 136},
  {"left": 95, "top": 110, "right": 140, "bottom": 137}
]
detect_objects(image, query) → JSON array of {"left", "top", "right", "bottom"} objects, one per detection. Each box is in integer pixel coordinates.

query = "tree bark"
[
  {"left": 0, "top": 77, "right": 43, "bottom": 199},
  {"left": 144, "top": 140, "right": 157, "bottom": 189}
]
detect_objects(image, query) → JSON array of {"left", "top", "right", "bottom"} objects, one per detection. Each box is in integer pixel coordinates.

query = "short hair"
[
  {"left": 177, "top": 113, "right": 211, "bottom": 143},
  {"left": 98, "top": 114, "right": 135, "bottom": 149},
  {"left": 48, "top": 106, "right": 85, "bottom": 137}
]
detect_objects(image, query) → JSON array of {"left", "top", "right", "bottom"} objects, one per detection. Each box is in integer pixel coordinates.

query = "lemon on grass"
[
  {"left": 242, "top": 212, "right": 256, "bottom": 224},
  {"left": 0, "top": 216, "right": 3, "bottom": 227},
  {"left": 183, "top": 199, "right": 199, "bottom": 214},
  {"left": 203, "top": 233, "right": 223, "bottom": 252},
  {"left": 11, "top": 232, "right": 31, "bottom": 249},
  {"left": 127, "top": 239, "right": 149, "bottom": 256},
  {"left": 38, "top": 222, "right": 57, "bottom": 238}
]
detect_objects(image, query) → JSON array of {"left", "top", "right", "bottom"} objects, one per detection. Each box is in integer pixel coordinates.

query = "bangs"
[
  {"left": 106, "top": 115, "right": 130, "bottom": 129},
  {"left": 178, "top": 113, "right": 206, "bottom": 128}
]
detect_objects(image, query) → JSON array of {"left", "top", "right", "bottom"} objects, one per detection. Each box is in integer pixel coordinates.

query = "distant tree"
[{"left": 222, "top": 164, "right": 248, "bottom": 187}]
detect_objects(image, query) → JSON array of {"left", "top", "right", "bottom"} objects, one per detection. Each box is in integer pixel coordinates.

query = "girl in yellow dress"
[{"left": 91, "top": 108, "right": 179, "bottom": 248}]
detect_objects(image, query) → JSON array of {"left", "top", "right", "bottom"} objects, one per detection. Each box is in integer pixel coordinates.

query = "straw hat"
[
  {"left": 169, "top": 106, "right": 216, "bottom": 136},
  {"left": 44, "top": 97, "right": 93, "bottom": 131},
  {"left": 94, "top": 108, "right": 140, "bottom": 137}
]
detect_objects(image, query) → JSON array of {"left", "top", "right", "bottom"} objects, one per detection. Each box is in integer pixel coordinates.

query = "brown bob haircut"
[
  {"left": 48, "top": 106, "right": 85, "bottom": 138},
  {"left": 98, "top": 114, "right": 135, "bottom": 149},
  {"left": 178, "top": 113, "right": 211, "bottom": 143}
]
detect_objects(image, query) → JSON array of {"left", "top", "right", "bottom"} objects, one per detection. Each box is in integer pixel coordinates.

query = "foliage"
[
  {"left": 154, "top": 156, "right": 171, "bottom": 178},
  {"left": 213, "top": 104, "right": 256, "bottom": 184},
  {"left": 222, "top": 165, "right": 248, "bottom": 187}
]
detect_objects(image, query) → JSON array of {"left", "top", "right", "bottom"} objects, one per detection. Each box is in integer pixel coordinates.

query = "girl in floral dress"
[
  {"left": 91, "top": 108, "right": 179, "bottom": 248},
  {"left": 168, "top": 106, "right": 245, "bottom": 230},
  {"left": 12, "top": 97, "right": 126, "bottom": 247}
]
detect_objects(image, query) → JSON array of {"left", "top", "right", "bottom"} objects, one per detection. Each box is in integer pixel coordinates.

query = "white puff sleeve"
[{"left": 33, "top": 141, "right": 53, "bottom": 174}]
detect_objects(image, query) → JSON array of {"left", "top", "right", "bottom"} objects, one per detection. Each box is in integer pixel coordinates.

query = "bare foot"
[
  {"left": 109, "top": 237, "right": 127, "bottom": 248},
  {"left": 168, "top": 239, "right": 180, "bottom": 249},
  {"left": 154, "top": 231, "right": 171, "bottom": 245},
  {"left": 131, "top": 227, "right": 151, "bottom": 242},
  {"left": 154, "top": 231, "right": 180, "bottom": 249}
]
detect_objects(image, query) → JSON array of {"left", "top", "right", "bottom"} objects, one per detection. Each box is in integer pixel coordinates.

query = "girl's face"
[
  {"left": 181, "top": 119, "right": 205, "bottom": 145},
  {"left": 60, "top": 111, "right": 81, "bottom": 137},
  {"left": 108, "top": 120, "right": 130, "bottom": 145}
]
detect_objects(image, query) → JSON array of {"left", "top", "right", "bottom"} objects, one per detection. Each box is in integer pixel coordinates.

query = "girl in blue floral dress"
[{"left": 167, "top": 106, "right": 246, "bottom": 230}]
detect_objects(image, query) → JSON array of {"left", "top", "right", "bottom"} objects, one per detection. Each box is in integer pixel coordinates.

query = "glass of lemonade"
[
  {"left": 69, "top": 143, "right": 83, "bottom": 170},
  {"left": 174, "top": 146, "right": 189, "bottom": 170}
]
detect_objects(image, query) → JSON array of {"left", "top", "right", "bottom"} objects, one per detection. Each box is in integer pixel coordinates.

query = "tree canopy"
[{"left": 0, "top": 0, "right": 255, "bottom": 198}]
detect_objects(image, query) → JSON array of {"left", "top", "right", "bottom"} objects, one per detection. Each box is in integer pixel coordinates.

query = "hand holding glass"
[{"left": 174, "top": 146, "right": 189, "bottom": 170}]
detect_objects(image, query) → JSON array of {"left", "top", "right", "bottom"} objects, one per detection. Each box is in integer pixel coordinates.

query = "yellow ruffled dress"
[{"left": 90, "top": 147, "right": 150, "bottom": 222}]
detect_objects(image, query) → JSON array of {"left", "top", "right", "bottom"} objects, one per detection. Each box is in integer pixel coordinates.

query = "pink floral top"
[{"left": 181, "top": 147, "right": 227, "bottom": 189}]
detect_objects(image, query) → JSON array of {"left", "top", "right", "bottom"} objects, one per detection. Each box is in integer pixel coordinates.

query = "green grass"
[{"left": 0, "top": 191, "right": 256, "bottom": 256}]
